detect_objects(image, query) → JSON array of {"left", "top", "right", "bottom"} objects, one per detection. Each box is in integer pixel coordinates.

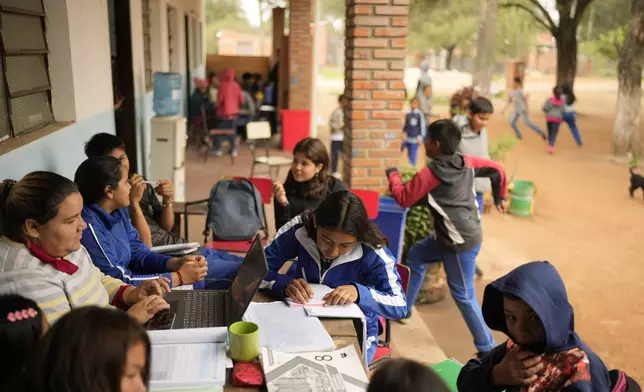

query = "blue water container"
[
  {"left": 374, "top": 196, "right": 408, "bottom": 263},
  {"left": 153, "top": 72, "right": 182, "bottom": 116}
]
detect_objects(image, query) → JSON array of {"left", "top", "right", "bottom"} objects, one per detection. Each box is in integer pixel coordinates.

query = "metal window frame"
[
  {"left": 142, "top": 0, "right": 153, "bottom": 91},
  {"left": 0, "top": 0, "right": 53, "bottom": 141}
]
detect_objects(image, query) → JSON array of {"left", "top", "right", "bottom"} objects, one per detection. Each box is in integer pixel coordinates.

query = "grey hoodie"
[{"left": 453, "top": 115, "right": 491, "bottom": 193}]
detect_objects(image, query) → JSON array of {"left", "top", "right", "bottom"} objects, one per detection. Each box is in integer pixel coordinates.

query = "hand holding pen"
[{"left": 284, "top": 267, "right": 313, "bottom": 304}]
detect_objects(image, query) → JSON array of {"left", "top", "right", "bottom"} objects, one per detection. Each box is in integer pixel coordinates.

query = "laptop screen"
[{"left": 228, "top": 235, "right": 268, "bottom": 324}]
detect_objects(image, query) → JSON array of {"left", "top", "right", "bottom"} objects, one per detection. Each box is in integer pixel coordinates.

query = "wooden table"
[{"left": 223, "top": 292, "right": 363, "bottom": 391}]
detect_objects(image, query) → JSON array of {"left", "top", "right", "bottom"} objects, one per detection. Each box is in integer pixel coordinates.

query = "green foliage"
[
  {"left": 396, "top": 169, "right": 434, "bottom": 261},
  {"left": 496, "top": 7, "right": 539, "bottom": 58},
  {"left": 408, "top": 0, "right": 479, "bottom": 53},
  {"left": 488, "top": 135, "right": 518, "bottom": 162}
]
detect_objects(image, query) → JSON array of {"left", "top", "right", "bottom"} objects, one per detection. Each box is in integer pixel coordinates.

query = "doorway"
[
  {"left": 108, "top": 0, "right": 138, "bottom": 171},
  {"left": 184, "top": 14, "right": 192, "bottom": 127}
]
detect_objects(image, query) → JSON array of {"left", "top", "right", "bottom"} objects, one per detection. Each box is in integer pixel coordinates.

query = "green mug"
[{"left": 229, "top": 321, "right": 260, "bottom": 362}]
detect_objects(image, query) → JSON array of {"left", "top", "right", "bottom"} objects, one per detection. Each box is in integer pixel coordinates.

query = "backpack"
[{"left": 204, "top": 179, "right": 265, "bottom": 241}]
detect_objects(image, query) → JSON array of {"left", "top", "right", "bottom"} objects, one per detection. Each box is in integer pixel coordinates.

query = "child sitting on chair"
[{"left": 457, "top": 261, "right": 618, "bottom": 392}]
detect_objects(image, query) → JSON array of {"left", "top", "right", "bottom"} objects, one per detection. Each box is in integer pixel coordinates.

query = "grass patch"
[{"left": 319, "top": 67, "right": 344, "bottom": 80}]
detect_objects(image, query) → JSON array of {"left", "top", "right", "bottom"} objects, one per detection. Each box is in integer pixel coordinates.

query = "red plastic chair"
[
  {"left": 202, "top": 177, "right": 273, "bottom": 253},
  {"left": 370, "top": 263, "right": 410, "bottom": 368},
  {"left": 351, "top": 189, "right": 379, "bottom": 219}
]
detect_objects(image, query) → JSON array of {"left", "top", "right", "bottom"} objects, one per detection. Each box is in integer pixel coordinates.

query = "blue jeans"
[
  {"left": 405, "top": 236, "right": 495, "bottom": 353},
  {"left": 562, "top": 112, "right": 582, "bottom": 146},
  {"left": 331, "top": 140, "right": 343, "bottom": 173},
  {"left": 193, "top": 247, "right": 244, "bottom": 290},
  {"left": 510, "top": 111, "right": 545, "bottom": 139},
  {"left": 402, "top": 142, "right": 420, "bottom": 166}
]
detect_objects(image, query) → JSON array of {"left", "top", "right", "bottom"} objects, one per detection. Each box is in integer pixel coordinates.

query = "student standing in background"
[{"left": 328, "top": 94, "right": 348, "bottom": 176}]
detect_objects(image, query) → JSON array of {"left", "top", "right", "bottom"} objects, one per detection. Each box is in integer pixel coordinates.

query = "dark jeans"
[
  {"left": 547, "top": 121, "right": 561, "bottom": 147},
  {"left": 213, "top": 118, "right": 237, "bottom": 152},
  {"left": 331, "top": 140, "right": 343, "bottom": 173},
  {"left": 192, "top": 248, "right": 244, "bottom": 290}
]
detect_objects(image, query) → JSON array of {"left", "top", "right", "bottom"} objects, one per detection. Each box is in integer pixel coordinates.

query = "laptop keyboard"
[{"left": 182, "top": 291, "right": 224, "bottom": 328}]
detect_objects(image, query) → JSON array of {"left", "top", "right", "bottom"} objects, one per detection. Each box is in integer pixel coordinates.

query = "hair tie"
[{"left": 5, "top": 308, "right": 38, "bottom": 323}]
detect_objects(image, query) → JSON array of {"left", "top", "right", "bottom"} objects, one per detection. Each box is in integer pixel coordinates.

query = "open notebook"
[{"left": 286, "top": 284, "right": 365, "bottom": 319}]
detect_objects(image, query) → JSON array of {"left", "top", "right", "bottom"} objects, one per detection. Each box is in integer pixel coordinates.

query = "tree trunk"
[
  {"left": 612, "top": 0, "right": 644, "bottom": 157},
  {"left": 555, "top": 13, "right": 580, "bottom": 89},
  {"left": 444, "top": 46, "right": 455, "bottom": 70},
  {"left": 473, "top": 0, "right": 498, "bottom": 96}
]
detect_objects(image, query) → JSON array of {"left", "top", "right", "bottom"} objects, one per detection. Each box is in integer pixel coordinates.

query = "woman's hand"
[
  {"left": 127, "top": 295, "right": 170, "bottom": 324},
  {"left": 123, "top": 278, "right": 171, "bottom": 306},
  {"left": 155, "top": 180, "right": 175, "bottom": 203},
  {"left": 167, "top": 255, "right": 203, "bottom": 271},
  {"left": 273, "top": 182, "right": 289, "bottom": 206},
  {"left": 323, "top": 285, "right": 359, "bottom": 306},
  {"left": 129, "top": 174, "right": 146, "bottom": 204},
  {"left": 285, "top": 278, "right": 314, "bottom": 304},
  {"left": 496, "top": 199, "right": 509, "bottom": 213},
  {"left": 177, "top": 258, "right": 208, "bottom": 285},
  {"left": 492, "top": 349, "right": 543, "bottom": 386}
]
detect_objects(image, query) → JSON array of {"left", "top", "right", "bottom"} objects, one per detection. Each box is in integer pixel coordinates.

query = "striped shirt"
[{"left": 0, "top": 237, "right": 128, "bottom": 324}]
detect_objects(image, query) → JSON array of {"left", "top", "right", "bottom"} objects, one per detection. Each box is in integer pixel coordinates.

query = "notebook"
[{"left": 429, "top": 358, "right": 463, "bottom": 392}]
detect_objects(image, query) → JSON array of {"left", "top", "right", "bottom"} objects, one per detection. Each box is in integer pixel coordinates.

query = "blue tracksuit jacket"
[
  {"left": 81, "top": 204, "right": 174, "bottom": 286},
  {"left": 263, "top": 216, "right": 407, "bottom": 362}
]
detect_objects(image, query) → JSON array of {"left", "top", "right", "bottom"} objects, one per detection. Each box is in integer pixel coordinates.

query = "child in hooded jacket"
[
  {"left": 543, "top": 85, "right": 565, "bottom": 154},
  {"left": 457, "top": 261, "right": 613, "bottom": 392}
]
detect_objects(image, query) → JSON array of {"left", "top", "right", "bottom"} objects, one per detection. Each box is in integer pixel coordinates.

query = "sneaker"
[
  {"left": 213, "top": 150, "right": 223, "bottom": 157},
  {"left": 398, "top": 317, "right": 411, "bottom": 325},
  {"left": 547, "top": 145, "right": 555, "bottom": 154},
  {"left": 231, "top": 149, "right": 238, "bottom": 157}
]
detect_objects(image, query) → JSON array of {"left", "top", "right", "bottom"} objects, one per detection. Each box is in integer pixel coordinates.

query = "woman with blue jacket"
[
  {"left": 75, "top": 156, "right": 209, "bottom": 288},
  {"left": 263, "top": 190, "right": 407, "bottom": 363}
]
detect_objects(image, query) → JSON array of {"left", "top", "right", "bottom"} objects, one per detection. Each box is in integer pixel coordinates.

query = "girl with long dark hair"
[
  {"left": 263, "top": 190, "right": 406, "bottom": 363},
  {"left": 273, "top": 137, "right": 347, "bottom": 230}
]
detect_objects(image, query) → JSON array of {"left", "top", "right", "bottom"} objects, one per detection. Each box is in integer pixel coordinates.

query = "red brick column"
[
  {"left": 343, "top": 0, "right": 408, "bottom": 193},
  {"left": 288, "top": 0, "right": 313, "bottom": 110}
]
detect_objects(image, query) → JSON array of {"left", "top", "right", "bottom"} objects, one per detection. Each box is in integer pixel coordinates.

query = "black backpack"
[{"left": 204, "top": 179, "right": 265, "bottom": 241}]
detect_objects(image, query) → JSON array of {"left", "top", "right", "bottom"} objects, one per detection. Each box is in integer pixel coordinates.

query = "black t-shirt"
[
  {"left": 273, "top": 175, "right": 348, "bottom": 231},
  {"left": 139, "top": 184, "right": 186, "bottom": 246}
]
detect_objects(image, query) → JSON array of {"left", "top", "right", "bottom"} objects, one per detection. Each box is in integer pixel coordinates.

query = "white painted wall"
[{"left": 0, "top": 0, "right": 205, "bottom": 181}]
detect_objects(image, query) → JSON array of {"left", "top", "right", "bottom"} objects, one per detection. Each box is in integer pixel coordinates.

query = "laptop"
[{"left": 146, "top": 235, "right": 268, "bottom": 330}]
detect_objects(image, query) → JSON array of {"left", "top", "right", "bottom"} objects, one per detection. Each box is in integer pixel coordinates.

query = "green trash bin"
[{"left": 509, "top": 180, "right": 536, "bottom": 217}]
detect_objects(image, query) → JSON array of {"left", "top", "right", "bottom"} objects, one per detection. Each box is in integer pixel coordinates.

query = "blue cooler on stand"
[
  {"left": 153, "top": 72, "right": 182, "bottom": 116},
  {"left": 374, "top": 196, "right": 408, "bottom": 263}
]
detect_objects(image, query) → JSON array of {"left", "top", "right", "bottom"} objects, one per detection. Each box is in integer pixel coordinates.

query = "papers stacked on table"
[
  {"left": 261, "top": 345, "right": 369, "bottom": 392},
  {"left": 243, "top": 301, "right": 335, "bottom": 353},
  {"left": 148, "top": 328, "right": 227, "bottom": 390}
]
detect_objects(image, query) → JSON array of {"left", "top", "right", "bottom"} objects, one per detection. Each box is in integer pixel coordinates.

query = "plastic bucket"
[
  {"left": 509, "top": 180, "right": 536, "bottom": 217},
  {"left": 280, "top": 110, "right": 310, "bottom": 150},
  {"left": 374, "top": 196, "right": 408, "bottom": 263},
  {"left": 153, "top": 72, "right": 182, "bottom": 116}
]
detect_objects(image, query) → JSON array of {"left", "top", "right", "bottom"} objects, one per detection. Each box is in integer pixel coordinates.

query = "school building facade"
[
  {"left": 0, "top": 0, "right": 410, "bottom": 194},
  {"left": 0, "top": 0, "right": 206, "bottom": 180}
]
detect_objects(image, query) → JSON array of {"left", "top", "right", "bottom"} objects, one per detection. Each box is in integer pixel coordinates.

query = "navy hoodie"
[{"left": 457, "top": 261, "right": 611, "bottom": 392}]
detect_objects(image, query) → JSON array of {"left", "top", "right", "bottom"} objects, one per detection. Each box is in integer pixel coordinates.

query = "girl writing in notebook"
[{"left": 263, "top": 190, "right": 407, "bottom": 363}]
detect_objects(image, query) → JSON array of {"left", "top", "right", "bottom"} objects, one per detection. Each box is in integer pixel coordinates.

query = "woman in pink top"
[{"left": 542, "top": 85, "right": 564, "bottom": 154}]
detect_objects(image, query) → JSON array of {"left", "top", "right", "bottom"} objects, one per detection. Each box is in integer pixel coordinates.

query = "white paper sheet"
[
  {"left": 261, "top": 345, "right": 369, "bottom": 392},
  {"left": 150, "top": 343, "right": 226, "bottom": 389},
  {"left": 285, "top": 283, "right": 332, "bottom": 307},
  {"left": 147, "top": 327, "right": 227, "bottom": 345},
  {"left": 243, "top": 302, "right": 335, "bottom": 353}
]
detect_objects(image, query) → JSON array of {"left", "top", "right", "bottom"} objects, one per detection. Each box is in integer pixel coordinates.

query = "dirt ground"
[{"left": 417, "top": 80, "right": 644, "bottom": 381}]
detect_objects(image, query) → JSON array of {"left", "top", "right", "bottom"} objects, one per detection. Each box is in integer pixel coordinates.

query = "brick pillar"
[
  {"left": 343, "top": 0, "right": 408, "bottom": 193},
  {"left": 288, "top": 0, "right": 314, "bottom": 110}
]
